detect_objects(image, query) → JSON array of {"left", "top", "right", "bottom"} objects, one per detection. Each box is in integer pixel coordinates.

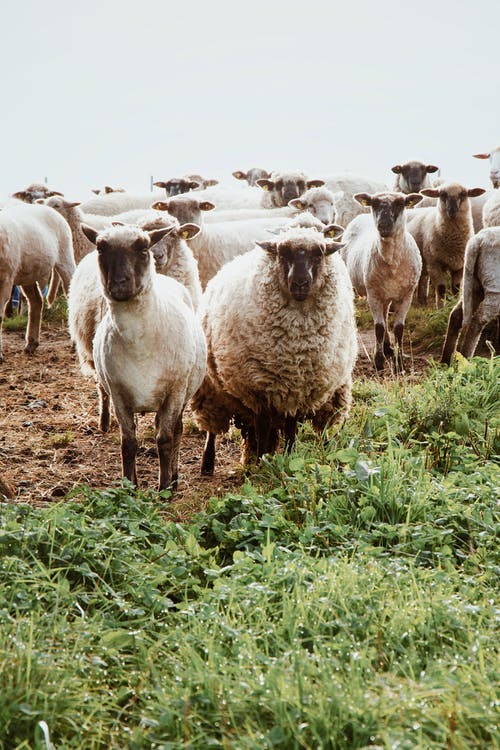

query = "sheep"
[
  {"left": 232, "top": 168, "right": 271, "bottom": 186},
  {"left": 72, "top": 223, "right": 206, "bottom": 490},
  {"left": 185, "top": 174, "right": 219, "bottom": 190},
  {"left": 391, "top": 161, "right": 440, "bottom": 193},
  {"left": 91, "top": 186, "right": 126, "bottom": 195},
  {"left": 441, "top": 227, "right": 500, "bottom": 363},
  {"left": 340, "top": 191, "right": 423, "bottom": 371},
  {"left": 482, "top": 191, "right": 500, "bottom": 228},
  {"left": 191, "top": 224, "right": 357, "bottom": 474},
  {"left": 40, "top": 196, "right": 113, "bottom": 262},
  {"left": 152, "top": 177, "right": 201, "bottom": 196},
  {"left": 152, "top": 198, "right": 292, "bottom": 288},
  {"left": 79, "top": 190, "right": 166, "bottom": 216},
  {"left": 11, "top": 183, "right": 63, "bottom": 203},
  {"left": 0, "top": 203, "right": 75, "bottom": 363},
  {"left": 256, "top": 170, "right": 325, "bottom": 208},
  {"left": 473, "top": 146, "right": 500, "bottom": 188},
  {"left": 406, "top": 182, "right": 486, "bottom": 307},
  {"left": 323, "top": 174, "right": 389, "bottom": 227}
]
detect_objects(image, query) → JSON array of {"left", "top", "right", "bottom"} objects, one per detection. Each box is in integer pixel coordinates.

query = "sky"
[{"left": 1, "top": 0, "right": 499, "bottom": 200}]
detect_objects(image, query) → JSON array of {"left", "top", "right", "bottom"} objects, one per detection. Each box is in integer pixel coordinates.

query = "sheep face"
[
  {"left": 289, "top": 187, "right": 335, "bottom": 225},
  {"left": 472, "top": 147, "right": 500, "bottom": 188},
  {"left": 41, "top": 195, "right": 81, "bottom": 219},
  {"left": 257, "top": 234, "right": 342, "bottom": 302},
  {"left": 153, "top": 178, "right": 200, "bottom": 197},
  {"left": 421, "top": 183, "right": 486, "bottom": 220},
  {"left": 152, "top": 196, "right": 215, "bottom": 225},
  {"left": 257, "top": 172, "right": 325, "bottom": 207},
  {"left": 232, "top": 168, "right": 271, "bottom": 186},
  {"left": 391, "top": 161, "right": 439, "bottom": 193},
  {"left": 12, "top": 183, "right": 64, "bottom": 203},
  {"left": 355, "top": 192, "right": 422, "bottom": 238}
]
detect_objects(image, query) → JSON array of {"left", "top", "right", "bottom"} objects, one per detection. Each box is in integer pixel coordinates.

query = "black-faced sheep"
[{"left": 191, "top": 225, "right": 357, "bottom": 474}]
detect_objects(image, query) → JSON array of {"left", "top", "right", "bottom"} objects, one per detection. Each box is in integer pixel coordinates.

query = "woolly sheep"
[
  {"left": 74, "top": 224, "right": 206, "bottom": 490},
  {"left": 232, "top": 168, "right": 271, "bottom": 186},
  {"left": 0, "top": 203, "right": 75, "bottom": 362},
  {"left": 441, "top": 227, "right": 500, "bottom": 363},
  {"left": 473, "top": 146, "right": 500, "bottom": 188},
  {"left": 406, "top": 182, "right": 486, "bottom": 307},
  {"left": 340, "top": 191, "right": 423, "bottom": 371},
  {"left": 191, "top": 225, "right": 357, "bottom": 474},
  {"left": 79, "top": 190, "right": 166, "bottom": 216}
]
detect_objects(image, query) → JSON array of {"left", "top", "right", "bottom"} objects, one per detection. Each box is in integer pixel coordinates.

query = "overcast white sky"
[{"left": 1, "top": 0, "right": 499, "bottom": 199}]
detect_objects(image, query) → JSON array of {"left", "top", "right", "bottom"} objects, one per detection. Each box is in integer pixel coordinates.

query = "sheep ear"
[
  {"left": 405, "top": 193, "right": 423, "bottom": 208},
  {"left": 200, "top": 201, "right": 215, "bottom": 211},
  {"left": 256, "top": 240, "right": 278, "bottom": 255},
  {"left": 69, "top": 201, "right": 81, "bottom": 208},
  {"left": 256, "top": 179, "right": 274, "bottom": 192},
  {"left": 391, "top": 165, "right": 402, "bottom": 174},
  {"left": 205, "top": 179, "right": 218, "bottom": 187},
  {"left": 420, "top": 188, "right": 440, "bottom": 198},
  {"left": 289, "top": 198, "right": 305, "bottom": 209},
  {"left": 92, "top": 189, "right": 100, "bottom": 194},
  {"left": 148, "top": 226, "right": 175, "bottom": 247},
  {"left": 324, "top": 240, "right": 344, "bottom": 256},
  {"left": 81, "top": 224, "right": 99, "bottom": 244},
  {"left": 425, "top": 165, "right": 439, "bottom": 174},
  {"left": 189, "top": 181, "right": 201, "bottom": 190},
  {"left": 232, "top": 170, "right": 247, "bottom": 180},
  {"left": 153, "top": 181, "right": 168, "bottom": 189},
  {"left": 467, "top": 187, "right": 486, "bottom": 197},
  {"left": 472, "top": 153, "right": 490, "bottom": 159},
  {"left": 104, "top": 186, "right": 114, "bottom": 193},
  {"left": 178, "top": 222, "right": 201, "bottom": 240},
  {"left": 111, "top": 221, "right": 125, "bottom": 227},
  {"left": 323, "top": 223, "right": 344, "bottom": 239},
  {"left": 307, "top": 179, "right": 325, "bottom": 189},
  {"left": 151, "top": 201, "right": 170, "bottom": 211},
  {"left": 12, "top": 190, "right": 29, "bottom": 201},
  {"left": 354, "top": 193, "right": 372, "bottom": 207}
]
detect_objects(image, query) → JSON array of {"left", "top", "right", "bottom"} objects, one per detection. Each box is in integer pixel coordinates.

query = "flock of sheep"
[{"left": 1, "top": 149, "right": 499, "bottom": 491}]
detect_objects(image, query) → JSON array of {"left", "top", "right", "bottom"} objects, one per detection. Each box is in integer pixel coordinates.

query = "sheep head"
[
  {"left": 355, "top": 191, "right": 422, "bottom": 237},
  {"left": 391, "top": 161, "right": 439, "bottom": 193},
  {"left": 420, "top": 183, "right": 486, "bottom": 220}
]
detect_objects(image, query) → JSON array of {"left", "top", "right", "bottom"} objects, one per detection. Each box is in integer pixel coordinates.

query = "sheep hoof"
[
  {"left": 374, "top": 353, "right": 385, "bottom": 371},
  {"left": 24, "top": 341, "right": 39, "bottom": 356}
]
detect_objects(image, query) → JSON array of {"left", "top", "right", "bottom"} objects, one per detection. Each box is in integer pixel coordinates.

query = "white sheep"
[
  {"left": 191, "top": 225, "right": 357, "bottom": 474},
  {"left": 79, "top": 190, "right": 166, "bottom": 216},
  {"left": 71, "top": 223, "right": 206, "bottom": 490},
  {"left": 473, "top": 146, "right": 500, "bottom": 188},
  {"left": 340, "top": 191, "right": 423, "bottom": 371},
  {"left": 232, "top": 168, "right": 271, "bottom": 186},
  {"left": 406, "top": 182, "right": 486, "bottom": 307},
  {"left": 0, "top": 203, "right": 75, "bottom": 362},
  {"left": 441, "top": 227, "right": 500, "bottom": 363},
  {"left": 152, "top": 197, "right": 291, "bottom": 288},
  {"left": 40, "top": 196, "right": 113, "bottom": 263},
  {"left": 323, "top": 174, "right": 389, "bottom": 227},
  {"left": 482, "top": 191, "right": 500, "bottom": 228}
]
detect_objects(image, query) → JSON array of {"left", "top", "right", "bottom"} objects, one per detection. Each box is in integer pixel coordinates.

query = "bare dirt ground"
[{"left": 0, "top": 320, "right": 437, "bottom": 516}]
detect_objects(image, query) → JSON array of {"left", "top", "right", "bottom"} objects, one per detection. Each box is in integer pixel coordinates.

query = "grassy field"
[{"left": 0, "top": 350, "right": 498, "bottom": 748}]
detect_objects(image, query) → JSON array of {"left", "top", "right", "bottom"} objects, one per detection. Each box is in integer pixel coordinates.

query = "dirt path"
[{"left": 0, "top": 322, "right": 435, "bottom": 515}]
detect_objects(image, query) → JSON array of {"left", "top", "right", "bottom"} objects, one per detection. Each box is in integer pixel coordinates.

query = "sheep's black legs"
[
  {"left": 201, "top": 432, "right": 216, "bottom": 475},
  {"left": 441, "top": 302, "right": 463, "bottom": 364}
]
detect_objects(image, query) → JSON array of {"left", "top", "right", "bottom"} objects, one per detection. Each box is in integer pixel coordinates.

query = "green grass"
[{"left": 0, "top": 357, "right": 499, "bottom": 749}]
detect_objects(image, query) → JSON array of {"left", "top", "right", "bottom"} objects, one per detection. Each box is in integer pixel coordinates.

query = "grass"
[{"left": 0, "top": 357, "right": 499, "bottom": 749}]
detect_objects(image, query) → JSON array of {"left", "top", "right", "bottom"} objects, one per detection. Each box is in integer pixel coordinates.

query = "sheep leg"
[
  {"left": 451, "top": 269, "right": 463, "bottom": 297},
  {"left": 441, "top": 301, "right": 463, "bottom": 364},
  {"left": 240, "top": 422, "right": 258, "bottom": 465},
  {"left": 417, "top": 266, "right": 429, "bottom": 306},
  {"left": 0, "top": 280, "right": 15, "bottom": 363},
  {"left": 367, "top": 295, "right": 388, "bottom": 371},
  {"left": 97, "top": 383, "right": 110, "bottom": 432},
  {"left": 156, "top": 402, "right": 184, "bottom": 492},
  {"left": 392, "top": 295, "right": 413, "bottom": 372},
  {"left": 201, "top": 432, "right": 216, "bottom": 475},
  {"left": 20, "top": 283, "right": 43, "bottom": 356},
  {"left": 113, "top": 404, "right": 138, "bottom": 487},
  {"left": 284, "top": 415, "right": 298, "bottom": 452},
  {"left": 256, "top": 410, "right": 276, "bottom": 458},
  {"left": 459, "top": 296, "right": 500, "bottom": 358}
]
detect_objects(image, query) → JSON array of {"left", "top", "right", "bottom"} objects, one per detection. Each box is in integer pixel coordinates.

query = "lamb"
[
  {"left": 406, "top": 182, "right": 486, "bottom": 307},
  {"left": 340, "top": 191, "right": 423, "bottom": 371},
  {"left": 191, "top": 225, "right": 357, "bottom": 474},
  {"left": 323, "top": 174, "right": 389, "bottom": 227},
  {"left": 232, "top": 168, "right": 271, "bottom": 186},
  {"left": 473, "top": 146, "right": 500, "bottom": 188},
  {"left": 71, "top": 223, "right": 206, "bottom": 490},
  {"left": 152, "top": 198, "right": 291, "bottom": 288},
  {"left": 0, "top": 203, "right": 75, "bottom": 362},
  {"left": 482, "top": 191, "right": 500, "bottom": 227},
  {"left": 441, "top": 227, "right": 500, "bottom": 363}
]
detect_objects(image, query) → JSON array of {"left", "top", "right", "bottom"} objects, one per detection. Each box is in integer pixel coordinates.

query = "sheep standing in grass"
[
  {"left": 191, "top": 225, "right": 357, "bottom": 474},
  {"left": 406, "top": 182, "right": 486, "bottom": 307},
  {"left": 341, "top": 191, "right": 423, "bottom": 371},
  {"left": 441, "top": 227, "right": 500, "bottom": 363},
  {"left": 0, "top": 203, "right": 75, "bottom": 363},
  {"left": 73, "top": 224, "right": 206, "bottom": 490}
]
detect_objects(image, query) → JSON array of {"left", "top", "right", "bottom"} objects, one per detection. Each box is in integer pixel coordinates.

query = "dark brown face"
[
  {"left": 97, "top": 237, "right": 151, "bottom": 301},
  {"left": 274, "top": 177, "right": 307, "bottom": 205},
  {"left": 370, "top": 195, "right": 406, "bottom": 237},
  {"left": 392, "top": 162, "right": 438, "bottom": 193},
  {"left": 277, "top": 242, "right": 325, "bottom": 301},
  {"left": 438, "top": 187, "right": 468, "bottom": 219},
  {"left": 164, "top": 178, "right": 196, "bottom": 197}
]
